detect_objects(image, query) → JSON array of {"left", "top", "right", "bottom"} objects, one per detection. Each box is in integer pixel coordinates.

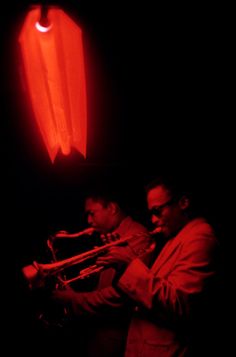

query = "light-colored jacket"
[{"left": 118, "top": 218, "right": 219, "bottom": 357}]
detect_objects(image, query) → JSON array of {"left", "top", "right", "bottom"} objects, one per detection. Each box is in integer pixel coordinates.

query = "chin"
[{"left": 162, "top": 228, "right": 171, "bottom": 238}]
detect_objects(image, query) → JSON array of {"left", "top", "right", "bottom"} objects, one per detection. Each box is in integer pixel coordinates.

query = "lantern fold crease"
[{"left": 19, "top": 6, "right": 87, "bottom": 162}]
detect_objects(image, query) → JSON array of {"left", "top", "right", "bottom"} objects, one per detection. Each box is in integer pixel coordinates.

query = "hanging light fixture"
[{"left": 18, "top": 5, "right": 87, "bottom": 162}]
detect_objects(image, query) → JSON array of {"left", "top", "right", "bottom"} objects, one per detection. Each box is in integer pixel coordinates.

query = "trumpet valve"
[{"left": 100, "top": 232, "right": 120, "bottom": 244}]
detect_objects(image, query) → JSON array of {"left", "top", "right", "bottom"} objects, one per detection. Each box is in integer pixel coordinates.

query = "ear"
[
  {"left": 108, "top": 202, "right": 119, "bottom": 215},
  {"left": 178, "top": 195, "right": 190, "bottom": 210}
]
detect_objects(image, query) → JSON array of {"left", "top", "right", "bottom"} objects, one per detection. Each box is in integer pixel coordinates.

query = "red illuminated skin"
[
  {"left": 103, "top": 183, "right": 219, "bottom": 357},
  {"left": 147, "top": 185, "right": 190, "bottom": 238},
  {"left": 51, "top": 194, "right": 152, "bottom": 305},
  {"left": 85, "top": 198, "right": 126, "bottom": 234},
  {"left": 51, "top": 196, "right": 152, "bottom": 357},
  {"left": 97, "top": 184, "right": 190, "bottom": 267}
]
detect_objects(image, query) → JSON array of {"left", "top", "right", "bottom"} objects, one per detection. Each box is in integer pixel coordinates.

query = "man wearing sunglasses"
[{"left": 97, "top": 174, "right": 220, "bottom": 357}]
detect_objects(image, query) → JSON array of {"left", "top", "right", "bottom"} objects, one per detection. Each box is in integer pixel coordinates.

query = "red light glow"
[{"left": 19, "top": 6, "right": 87, "bottom": 162}]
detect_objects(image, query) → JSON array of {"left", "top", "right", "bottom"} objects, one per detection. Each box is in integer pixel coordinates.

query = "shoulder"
[
  {"left": 179, "top": 218, "right": 220, "bottom": 259},
  {"left": 182, "top": 218, "right": 217, "bottom": 240},
  {"left": 119, "top": 216, "right": 149, "bottom": 235}
]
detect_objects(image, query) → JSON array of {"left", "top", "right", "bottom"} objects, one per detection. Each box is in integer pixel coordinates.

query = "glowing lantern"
[{"left": 19, "top": 6, "right": 87, "bottom": 162}]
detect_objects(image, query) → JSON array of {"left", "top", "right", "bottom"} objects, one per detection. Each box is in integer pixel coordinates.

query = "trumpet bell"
[
  {"left": 22, "top": 231, "right": 153, "bottom": 285},
  {"left": 22, "top": 263, "right": 39, "bottom": 282}
]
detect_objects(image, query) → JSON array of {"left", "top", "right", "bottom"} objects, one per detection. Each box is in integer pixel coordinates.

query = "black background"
[{"left": 2, "top": 1, "right": 233, "bottom": 354}]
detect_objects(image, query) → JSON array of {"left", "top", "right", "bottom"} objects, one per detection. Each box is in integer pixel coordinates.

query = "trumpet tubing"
[{"left": 22, "top": 232, "right": 151, "bottom": 283}]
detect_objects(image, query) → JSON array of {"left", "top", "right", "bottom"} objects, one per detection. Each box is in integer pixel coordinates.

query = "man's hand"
[
  {"left": 100, "top": 233, "right": 120, "bottom": 244},
  {"left": 96, "top": 246, "right": 136, "bottom": 269},
  {"left": 51, "top": 285, "right": 76, "bottom": 304},
  {"left": 96, "top": 242, "right": 156, "bottom": 269},
  {"left": 136, "top": 242, "right": 156, "bottom": 266}
]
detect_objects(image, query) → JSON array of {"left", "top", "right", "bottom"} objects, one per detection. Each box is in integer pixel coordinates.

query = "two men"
[{"left": 50, "top": 175, "right": 220, "bottom": 356}]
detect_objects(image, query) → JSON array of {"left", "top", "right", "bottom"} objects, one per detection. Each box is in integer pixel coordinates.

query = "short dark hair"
[
  {"left": 84, "top": 183, "right": 127, "bottom": 212},
  {"left": 145, "top": 173, "right": 193, "bottom": 201}
]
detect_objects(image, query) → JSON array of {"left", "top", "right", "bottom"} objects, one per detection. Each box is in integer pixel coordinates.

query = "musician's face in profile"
[
  {"left": 85, "top": 198, "right": 115, "bottom": 233},
  {"left": 147, "top": 185, "right": 189, "bottom": 238}
]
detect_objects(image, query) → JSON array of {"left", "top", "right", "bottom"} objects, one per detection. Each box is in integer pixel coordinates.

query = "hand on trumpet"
[
  {"left": 51, "top": 284, "right": 76, "bottom": 304},
  {"left": 100, "top": 232, "right": 120, "bottom": 244},
  {"left": 96, "top": 242, "right": 156, "bottom": 270},
  {"left": 96, "top": 246, "right": 137, "bottom": 270}
]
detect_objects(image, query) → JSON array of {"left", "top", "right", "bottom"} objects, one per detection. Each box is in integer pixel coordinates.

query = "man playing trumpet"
[
  {"left": 93, "top": 174, "right": 221, "bottom": 357},
  {"left": 52, "top": 185, "right": 153, "bottom": 357}
]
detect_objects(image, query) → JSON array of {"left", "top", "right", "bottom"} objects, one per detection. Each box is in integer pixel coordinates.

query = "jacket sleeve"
[
  {"left": 117, "top": 232, "right": 219, "bottom": 322},
  {"left": 70, "top": 231, "right": 152, "bottom": 316},
  {"left": 70, "top": 240, "right": 152, "bottom": 316},
  {"left": 70, "top": 285, "right": 129, "bottom": 316}
]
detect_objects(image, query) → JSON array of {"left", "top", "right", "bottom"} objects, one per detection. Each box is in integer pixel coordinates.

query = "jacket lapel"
[{"left": 151, "top": 218, "right": 203, "bottom": 274}]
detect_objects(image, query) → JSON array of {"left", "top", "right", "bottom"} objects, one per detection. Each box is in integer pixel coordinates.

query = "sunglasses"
[{"left": 149, "top": 198, "right": 176, "bottom": 217}]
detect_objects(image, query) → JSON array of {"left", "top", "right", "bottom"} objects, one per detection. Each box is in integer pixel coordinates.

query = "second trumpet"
[{"left": 22, "top": 232, "right": 151, "bottom": 285}]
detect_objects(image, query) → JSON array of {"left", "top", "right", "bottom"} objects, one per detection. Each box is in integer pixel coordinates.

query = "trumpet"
[{"left": 22, "top": 231, "right": 152, "bottom": 285}]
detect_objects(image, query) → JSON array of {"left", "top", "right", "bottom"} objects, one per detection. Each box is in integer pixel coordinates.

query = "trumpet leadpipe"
[
  {"left": 63, "top": 238, "right": 157, "bottom": 282},
  {"left": 22, "top": 232, "right": 150, "bottom": 282}
]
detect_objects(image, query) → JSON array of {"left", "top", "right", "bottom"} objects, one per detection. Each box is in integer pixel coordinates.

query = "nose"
[
  {"left": 151, "top": 214, "right": 159, "bottom": 226},
  {"left": 87, "top": 215, "right": 93, "bottom": 225}
]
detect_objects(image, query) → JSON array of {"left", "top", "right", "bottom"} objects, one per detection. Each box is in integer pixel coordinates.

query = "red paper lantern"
[{"left": 19, "top": 6, "right": 87, "bottom": 162}]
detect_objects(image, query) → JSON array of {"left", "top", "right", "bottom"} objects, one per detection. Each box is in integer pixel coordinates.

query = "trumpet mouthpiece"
[{"left": 150, "top": 227, "right": 162, "bottom": 235}]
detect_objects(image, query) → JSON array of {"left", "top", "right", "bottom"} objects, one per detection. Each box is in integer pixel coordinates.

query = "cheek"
[
  {"left": 166, "top": 214, "right": 179, "bottom": 231},
  {"left": 162, "top": 211, "right": 175, "bottom": 227},
  {"left": 95, "top": 213, "right": 107, "bottom": 225},
  {"left": 93, "top": 214, "right": 101, "bottom": 223}
]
